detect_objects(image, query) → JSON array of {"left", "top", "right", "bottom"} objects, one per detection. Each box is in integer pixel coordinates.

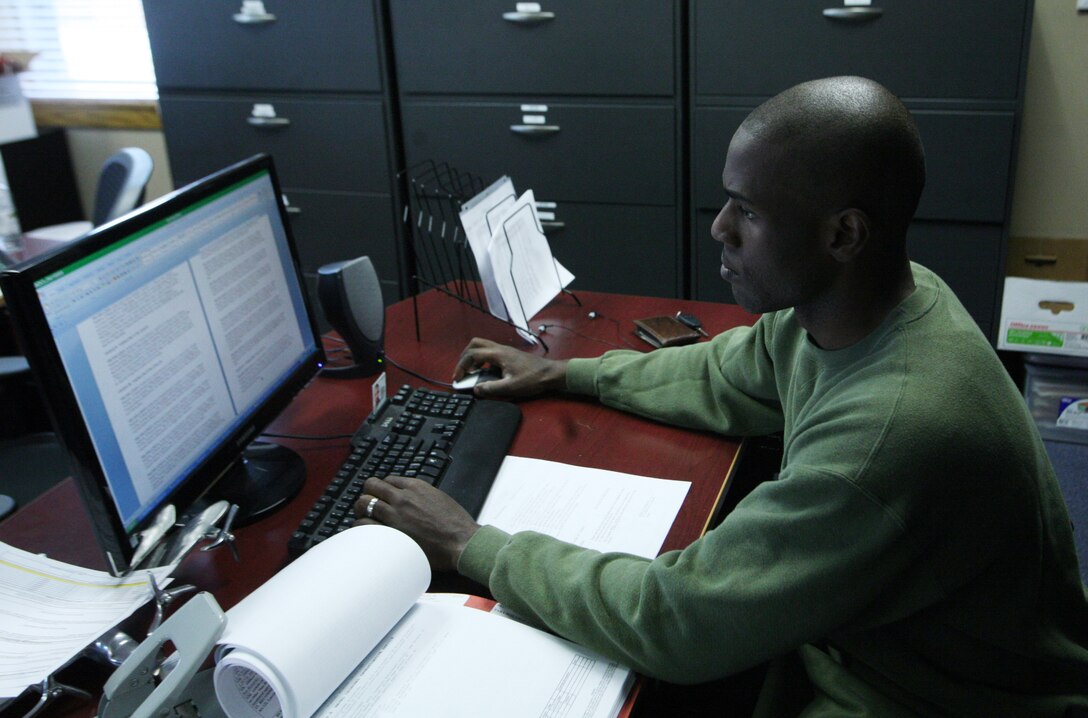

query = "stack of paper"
[
  {"left": 0, "top": 543, "right": 172, "bottom": 698},
  {"left": 459, "top": 177, "right": 574, "bottom": 341}
]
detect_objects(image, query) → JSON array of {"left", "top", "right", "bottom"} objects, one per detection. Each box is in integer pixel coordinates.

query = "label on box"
[
  {"left": 1000, "top": 328, "right": 1088, "bottom": 350},
  {"left": 1057, "top": 397, "right": 1088, "bottom": 429},
  {"left": 1004, "top": 327, "right": 1088, "bottom": 352}
]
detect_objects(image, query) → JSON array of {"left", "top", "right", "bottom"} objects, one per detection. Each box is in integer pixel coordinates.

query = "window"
[{"left": 0, "top": 0, "right": 156, "bottom": 101}]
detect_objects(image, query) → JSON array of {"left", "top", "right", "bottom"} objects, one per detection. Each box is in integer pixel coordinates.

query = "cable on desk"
[
  {"left": 379, "top": 352, "right": 454, "bottom": 388},
  {"left": 320, "top": 333, "right": 452, "bottom": 388},
  {"left": 536, "top": 311, "right": 644, "bottom": 352}
]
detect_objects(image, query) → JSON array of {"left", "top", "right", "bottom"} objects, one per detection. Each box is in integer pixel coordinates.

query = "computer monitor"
[{"left": 0, "top": 154, "right": 325, "bottom": 575}]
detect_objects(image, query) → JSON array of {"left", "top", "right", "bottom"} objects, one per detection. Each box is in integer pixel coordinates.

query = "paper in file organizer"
[
  {"left": 460, "top": 180, "right": 574, "bottom": 338},
  {"left": 458, "top": 175, "right": 517, "bottom": 322},
  {"left": 487, "top": 189, "right": 574, "bottom": 341}
]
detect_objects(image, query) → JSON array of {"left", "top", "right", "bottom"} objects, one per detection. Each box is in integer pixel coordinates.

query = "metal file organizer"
[{"left": 400, "top": 161, "right": 579, "bottom": 352}]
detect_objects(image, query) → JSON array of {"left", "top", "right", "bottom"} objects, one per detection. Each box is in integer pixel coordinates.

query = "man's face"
[{"left": 711, "top": 127, "right": 836, "bottom": 315}]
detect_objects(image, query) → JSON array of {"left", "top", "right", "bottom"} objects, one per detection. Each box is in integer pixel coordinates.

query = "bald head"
[{"left": 741, "top": 76, "right": 925, "bottom": 238}]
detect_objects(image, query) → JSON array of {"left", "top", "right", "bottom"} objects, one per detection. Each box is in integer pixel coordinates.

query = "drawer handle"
[
  {"left": 502, "top": 11, "right": 556, "bottom": 24},
  {"left": 285, "top": 206, "right": 302, "bottom": 215},
  {"left": 510, "top": 124, "right": 560, "bottom": 136},
  {"left": 232, "top": 12, "right": 276, "bottom": 24},
  {"left": 1024, "top": 254, "right": 1058, "bottom": 267},
  {"left": 540, "top": 220, "right": 566, "bottom": 234},
  {"left": 247, "top": 116, "right": 291, "bottom": 128},
  {"left": 822, "top": 7, "right": 883, "bottom": 22}
]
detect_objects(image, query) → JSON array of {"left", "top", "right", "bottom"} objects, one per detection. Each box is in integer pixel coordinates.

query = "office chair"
[
  {"left": 22, "top": 146, "right": 154, "bottom": 241},
  {"left": 92, "top": 147, "right": 155, "bottom": 226}
]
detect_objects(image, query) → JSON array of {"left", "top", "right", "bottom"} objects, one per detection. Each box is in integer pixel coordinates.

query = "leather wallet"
[{"left": 633, "top": 315, "right": 702, "bottom": 348}]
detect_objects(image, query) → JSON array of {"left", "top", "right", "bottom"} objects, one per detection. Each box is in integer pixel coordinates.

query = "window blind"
[{"left": 0, "top": 0, "right": 157, "bottom": 100}]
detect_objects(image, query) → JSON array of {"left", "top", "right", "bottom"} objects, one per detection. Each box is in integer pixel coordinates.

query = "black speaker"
[{"left": 317, "top": 256, "right": 384, "bottom": 378}]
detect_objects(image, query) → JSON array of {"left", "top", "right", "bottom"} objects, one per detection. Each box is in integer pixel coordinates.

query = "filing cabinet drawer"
[
  {"left": 912, "top": 110, "right": 1016, "bottom": 223},
  {"left": 402, "top": 101, "right": 675, "bottom": 206},
  {"left": 285, "top": 190, "right": 399, "bottom": 295},
  {"left": 142, "top": 0, "right": 382, "bottom": 92},
  {"left": 693, "top": 0, "right": 1028, "bottom": 100},
  {"left": 906, "top": 221, "right": 1003, "bottom": 334},
  {"left": 544, "top": 203, "right": 678, "bottom": 298},
  {"left": 160, "top": 95, "right": 391, "bottom": 194},
  {"left": 391, "top": 0, "right": 674, "bottom": 97},
  {"left": 690, "top": 107, "right": 752, "bottom": 212},
  {"left": 692, "top": 210, "right": 735, "bottom": 305},
  {"left": 691, "top": 106, "right": 1015, "bottom": 222}
]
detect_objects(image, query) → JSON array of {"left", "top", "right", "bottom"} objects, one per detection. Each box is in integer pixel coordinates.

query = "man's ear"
[{"left": 824, "top": 208, "right": 870, "bottom": 263}]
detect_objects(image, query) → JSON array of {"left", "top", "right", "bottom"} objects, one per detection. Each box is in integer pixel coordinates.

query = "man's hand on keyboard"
[
  {"left": 354, "top": 475, "right": 480, "bottom": 573},
  {"left": 454, "top": 337, "right": 568, "bottom": 398}
]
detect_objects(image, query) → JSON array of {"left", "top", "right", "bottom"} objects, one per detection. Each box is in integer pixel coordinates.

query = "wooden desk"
[{"left": 0, "top": 288, "right": 758, "bottom": 716}]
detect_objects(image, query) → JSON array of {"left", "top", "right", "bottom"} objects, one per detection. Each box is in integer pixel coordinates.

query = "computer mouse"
[{"left": 452, "top": 367, "right": 502, "bottom": 392}]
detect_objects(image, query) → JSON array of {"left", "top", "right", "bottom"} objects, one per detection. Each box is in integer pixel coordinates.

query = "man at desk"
[{"left": 356, "top": 76, "right": 1088, "bottom": 715}]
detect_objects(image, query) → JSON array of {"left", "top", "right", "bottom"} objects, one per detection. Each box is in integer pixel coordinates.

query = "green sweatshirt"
[{"left": 459, "top": 264, "right": 1088, "bottom": 716}]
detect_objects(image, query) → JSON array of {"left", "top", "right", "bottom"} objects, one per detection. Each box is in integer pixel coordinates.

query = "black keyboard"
[{"left": 287, "top": 384, "right": 521, "bottom": 557}]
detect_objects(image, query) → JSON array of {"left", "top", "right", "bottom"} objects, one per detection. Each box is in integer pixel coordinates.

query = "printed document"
[
  {"left": 458, "top": 175, "right": 517, "bottom": 321},
  {"left": 477, "top": 456, "right": 691, "bottom": 558},
  {"left": 213, "top": 526, "right": 632, "bottom": 718},
  {"left": 487, "top": 190, "right": 574, "bottom": 338},
  {"left": 0, "top": 542, "right": 172, "bottom": 698}
]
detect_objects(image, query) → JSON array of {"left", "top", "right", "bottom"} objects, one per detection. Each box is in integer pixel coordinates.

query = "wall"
[
  {"left": 64, "top": 2, "right": 1087, "bottom": 240},
  {"left": 1009, "top": 1, "right": 1088, "bottom": 239}
]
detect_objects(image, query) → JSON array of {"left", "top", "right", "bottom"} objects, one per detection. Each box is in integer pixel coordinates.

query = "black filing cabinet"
[
  {"left": 689, "top": 0, "right": 1033, "bottom": 339},
  {"left": 141, "top": 0, "right": 404, "bottom": 305},
  {"left": 389, "top": 1, "right": 685, "bottom": 298}
]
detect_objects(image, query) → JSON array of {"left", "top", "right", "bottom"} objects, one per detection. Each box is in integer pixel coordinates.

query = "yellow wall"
[{"left": 1009, "top": 0, "right": 1088, "bottom": 238}]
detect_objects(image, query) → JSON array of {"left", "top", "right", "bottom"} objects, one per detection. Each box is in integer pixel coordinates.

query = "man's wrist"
[
  {"left": 545, "top": 359, "right": 569, "bottom": 393},
  {"left": 450, "top": 522, "right": 482, "bottom": 568}
]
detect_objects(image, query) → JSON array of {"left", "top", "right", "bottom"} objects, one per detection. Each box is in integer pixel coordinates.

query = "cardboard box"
[
  {"left": 1006, "top": 237, "right": 1088, "bottom": 282},
  {"left": 998, "top": 277, "right": 1088, "bottom": 358}
]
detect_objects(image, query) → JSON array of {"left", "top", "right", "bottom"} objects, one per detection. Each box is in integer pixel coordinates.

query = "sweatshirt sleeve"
[
  {"left": 565, "top": 318, "right": 783, "bottom": 436},
  {"left": 459, "top": 466, "right": 921, "bottom": 684}
]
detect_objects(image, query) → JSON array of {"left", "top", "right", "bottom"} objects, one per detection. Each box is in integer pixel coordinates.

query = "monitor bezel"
[{"left": 0, "top": 153, "right": 325, "bottom": 574}]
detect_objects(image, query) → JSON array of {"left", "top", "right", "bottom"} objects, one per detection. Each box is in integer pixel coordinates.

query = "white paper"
[
  {"left": 477, "top": 456, "right": 690, "bottom": 558},
  {"left": 214, "top": 526, "right": 429, "bottom": 718},
  {"left": 315, "top": 601, "right": 631, "bottom": 718},
  {"left": 487, "top": 190, "right": 574, "bottom": 335},
  {"left": 459, "top": 176, "right": 518, "bottom": 321},
  {"left": 0, "top": 542, "right": 172, "bottom": 698}
]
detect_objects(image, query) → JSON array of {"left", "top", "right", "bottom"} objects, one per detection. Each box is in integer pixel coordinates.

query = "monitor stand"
[{"left": 204, "top": 440, "right": 305, "bottom": 527}]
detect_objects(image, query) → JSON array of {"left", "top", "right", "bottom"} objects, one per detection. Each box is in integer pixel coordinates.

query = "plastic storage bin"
[{"left": 1023, "top": 354, "right": 1088, "bottom": 444}]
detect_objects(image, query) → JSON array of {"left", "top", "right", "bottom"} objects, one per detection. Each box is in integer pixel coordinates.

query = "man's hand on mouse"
[
  {"left": 354, "top": 475, "right": 479, "bottom": 573},
  {"left": 453, "top": 337, "right": 568, "bottom": 398}
]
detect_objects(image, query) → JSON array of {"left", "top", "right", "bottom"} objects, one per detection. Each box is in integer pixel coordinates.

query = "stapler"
[{"left": 97, "top": 592, "right": 227, "bottom": 718}]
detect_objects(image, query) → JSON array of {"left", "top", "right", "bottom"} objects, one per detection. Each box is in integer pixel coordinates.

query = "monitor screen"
[{"left": 0, "top": 154, "right": 324, "bottom": 575}]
